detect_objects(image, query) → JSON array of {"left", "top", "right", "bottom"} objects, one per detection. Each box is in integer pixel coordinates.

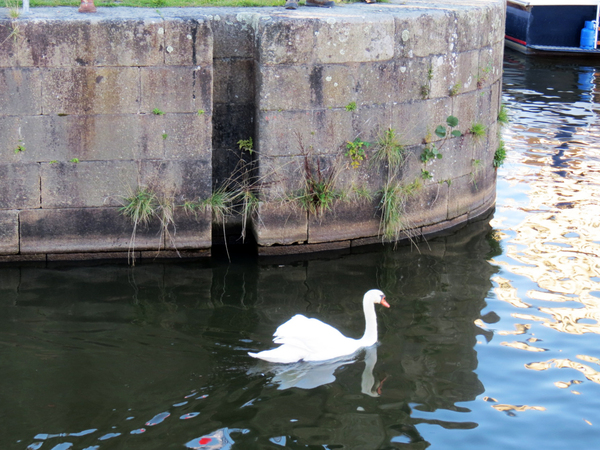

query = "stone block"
[
  {"left": 140, "top": 159, "right": 212, "bottom": 201},
  {"left": 42, "top": 67, "right": 140, "bottom": 115},
  {"left": 159, "top": 113, "right": 212, "bottom": 161},
  {"left": 318, "top": 63, "right": 358, "bottom": 109},
  {"left": 0, "top": 68, "right": 43, "bottom": 115},
  {"left": 454, "top": 50, "right": 480, "bottom": 93},
  {"left": 210, "top": 12, "right": 256, "bottom": 59},
  {"left": 254, "top": 201, "right": 307, "bottom": 247},
  {"left": 257, "top": 17, "right": 317, "bottom": 65},
  {"left": 393, "top": 57, "right": 430, "bottom": 104},
  {"left": 257, "top": 64, "right": 314, "bottom": 111},
  {"left": 391, "top": 100, "right": 429, "bottom": 147},
  {"left": 140, "top": 66, "right": 212, "bottom": 114},
  {"left": 165, "top": 206, "right": 212, "bottom": 250},
  {"left": 19, "top": 207, "right": 162, "bottom": 254},
  {"left": 257, "top": 110, "right": 313, "bottom": 157},
  {"left": 315, "top": 15, "right": 394, "bottom": 64},
  {"left": 41, "top": 160, "right": 138, "bottom": 208},
  {"left": 355, "top": 62, "right": 397, "bottom": 107},
  {"left": 447, "top": 173, "right": 491, "bottom": 220},
  {"left": 308, "top": 199, "right": 380, "bottom": 244},
  {"left": 425, "top": 134, "right": 475, "bottom": 183},
  {"left": 348, "top": 105, "right": 393, "bottom": 144},
  {"left": 14, "top": 17, "right": 164, "bottom": 67},
  {"left": 0, "top": 163, "right": 40, "bottom": 209},
  {"left": 454, "top": 6, "right": 491, "bottom": 53},
  {"left": 403, "top": 181, "right": 449, "bottom": 229},
  {"left": 452, "top": 89, "right": 480, "bottom": 131},
  {"left": 394, "top": 9, "right": 455, "bottom": 59},
  {"left": 0, "top": 22, "right": 17, "bottom": 67},
  {"left": 0, "top": 115, "right": 21, "bottom": 161},
  {"left": 21, "top": 114, "right": 165, "bottom": 163},
  {"left": 164, "top": 17, "right": 213, "bottom": 66},
  {"left": 0, "top": 210, "right": 18, "bottom": 254},
  {"left": 214, "top": 57, "right": 255, "bottom": 105}
]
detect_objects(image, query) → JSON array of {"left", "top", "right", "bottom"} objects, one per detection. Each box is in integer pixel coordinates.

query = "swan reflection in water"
[{"left": 247, "top": 345, "right": 386, "bottom": 396}]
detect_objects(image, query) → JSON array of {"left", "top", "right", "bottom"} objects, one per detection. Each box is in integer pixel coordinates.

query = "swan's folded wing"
[{"left": 273, "top": 314, "right": 349, "bottom": 352}]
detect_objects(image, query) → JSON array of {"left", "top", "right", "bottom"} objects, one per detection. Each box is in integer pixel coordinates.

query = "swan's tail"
[{"left": 247, "top": 346, "right": 304, "bottom": 364}]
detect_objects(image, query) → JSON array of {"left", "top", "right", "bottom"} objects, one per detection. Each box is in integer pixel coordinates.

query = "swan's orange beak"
[{"left": 381, "top": 297, "right": 390, "bottom": 308}]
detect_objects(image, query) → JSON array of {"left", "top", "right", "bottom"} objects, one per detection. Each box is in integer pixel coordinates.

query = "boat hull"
[{"left": 506, "top": 1, "right": 600, "bottom": 55}]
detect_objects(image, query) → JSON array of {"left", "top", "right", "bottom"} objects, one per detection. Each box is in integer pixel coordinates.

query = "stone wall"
[{"left": 0, "top": 0, "right": 505, "bottom": 261}]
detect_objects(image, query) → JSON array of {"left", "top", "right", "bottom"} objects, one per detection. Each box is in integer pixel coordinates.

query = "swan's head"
[{"left": 365, "top": 289, "right": 390, "bottom": 308}]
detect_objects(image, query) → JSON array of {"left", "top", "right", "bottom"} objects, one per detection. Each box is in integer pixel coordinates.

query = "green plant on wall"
[
  {"left": 470, "top": 122, "right": 486, "bottom": 138},
  {"left": 238, "top": 137, "right": 253, "bottom": 155},
  {"left": 345, "top": 138, "right": 369, "bottom": 169},
  {"left": 494, "top": 140, "right": 507, "bottom": 168},
  {"left": 345, "top": 101, "right": 357, "bottom": 112},
  {"left": 295, "top": 135, "right": 341, "bottom": 216},
  {"left": 449, "top": 82, "right": 461, "bottom": 97},
  {"left": 373, "top": 128, "right": 407, "bottom": 176},
  {"left": 421, "top": 115, "right": 461, "bottom": 163},
  {"left": 377, "top": 179, "right": 421, "bottom": 242},
  {"left": 14, "top": 144, "right": 25, "bottom": 154},
  {"left": 498, "top": 104, "right": 509, "bottom": 126},
  {"left": 152, "top": 108, "right": 165, "bottom": 115},
  {"left": 476, "top": 61, "right": 493, "bottom": 88}
]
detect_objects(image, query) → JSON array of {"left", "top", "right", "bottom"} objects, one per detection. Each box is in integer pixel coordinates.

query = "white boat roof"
[{"left": 509, "top": 0, "right": 600, "bottom": 6}]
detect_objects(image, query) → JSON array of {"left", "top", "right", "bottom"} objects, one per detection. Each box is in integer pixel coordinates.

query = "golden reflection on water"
[{"left": 487, "top": 56, "right": 600, "bottom": 408}]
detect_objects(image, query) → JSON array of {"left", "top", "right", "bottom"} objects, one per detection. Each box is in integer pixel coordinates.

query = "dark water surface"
[{"left": 2, "top": 49, "right": 600, "bottom": 449}]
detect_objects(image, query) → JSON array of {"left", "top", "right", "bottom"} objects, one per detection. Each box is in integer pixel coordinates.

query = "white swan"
[{"left": 248, "top": 289, "right": 389, "bottom": 364}]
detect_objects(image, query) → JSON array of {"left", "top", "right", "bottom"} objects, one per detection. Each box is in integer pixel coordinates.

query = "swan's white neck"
[{"left": 358, "top": 297, "right": 378, "bottom": 347}]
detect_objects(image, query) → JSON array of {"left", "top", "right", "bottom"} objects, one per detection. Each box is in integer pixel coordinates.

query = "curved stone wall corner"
[{"left": 251, "top": 0, "right": 506, "bottom": 251}]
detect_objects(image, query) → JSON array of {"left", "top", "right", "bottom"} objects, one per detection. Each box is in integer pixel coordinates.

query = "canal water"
[{"left": 2, "top": 48, "right": 600, "bottom": 449}]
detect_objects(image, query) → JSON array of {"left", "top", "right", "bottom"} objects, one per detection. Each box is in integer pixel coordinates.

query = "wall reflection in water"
[{"left": 0, "top": 217, "right": 498, "bottom": 449}]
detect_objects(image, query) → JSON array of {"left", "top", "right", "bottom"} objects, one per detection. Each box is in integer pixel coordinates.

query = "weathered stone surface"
[
  {"left": 394, "top": 9, "right": 455, "bottom": 59},
  {"left": 253, "top": 201, "right": 307, "bottom": 246},
  {"left": 163, "top": 17, "right": 213, "bottom": 66},
  {"left": 0, "top": 163, "right": 40, "bottom": 209},
  {"left": 425, "top": 134, "right": 476, "bottom": 183},
  {"left": 165, "top": 207, "right": 212, "bottom": 250},
  {"left": 42, "top": 67, "right": 140, "bottom": 115},
  {"left": 315, "top": 15, "right": 395, "bottom": 64},
  {"left": 140, "top": 159, "right": 212, "bottom": 200},
  {"left": 0, "top": 68, "right": 42, "bottom": 115},
  {"left": 354, "top": 62, "right": 397, "bottom": 107},
  {"left": 19, "top": 207, "right": 163, "bottom": 254},
  {"left": 257, "top": 109, "right": 354, "bottom": 158},
  {"left": 21, "top": 114, "right": 164, "bottom": 162},
  {"left": 214, "top": 57, "right": 255, "bottom": 105},
  {"left": 403, "top": 181, "right": 449, "bottom": 229},
  {"left": 160, "top": 113, "right": 212, "bottom": 160},
  {"left": 41, "top": 160, "right": 138, "bottom": 208},
  {"left": 0, "top": 21, "right": 17, "bottom": 67},
  {"left": 15, "top": 16, "right": 164, "bottom": 67},
  {"left": 308, "top": 200, "right": 380, "bottom": 244},
  {"left": 257, "top": 64, "right": 314, "bottom": 111},
  {"left": 0, "top": 210, "right": 18, "bottom": 254},
  {"left": 210, "top": 12, "right": 256, "bottom": 59},
  {"left": 140, "top": 66, "right": 212, "bottom": 114},
  {"left": 257, "top": 17, "right": 317, "bottom": 66},
  {"left": 0, "top": 1, "right": 504, "bottom": 257}
]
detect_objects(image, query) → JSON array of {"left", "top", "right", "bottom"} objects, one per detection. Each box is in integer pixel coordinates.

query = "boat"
[{"left": 506, "top": 0, "right": 600, "bottom": 55}]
